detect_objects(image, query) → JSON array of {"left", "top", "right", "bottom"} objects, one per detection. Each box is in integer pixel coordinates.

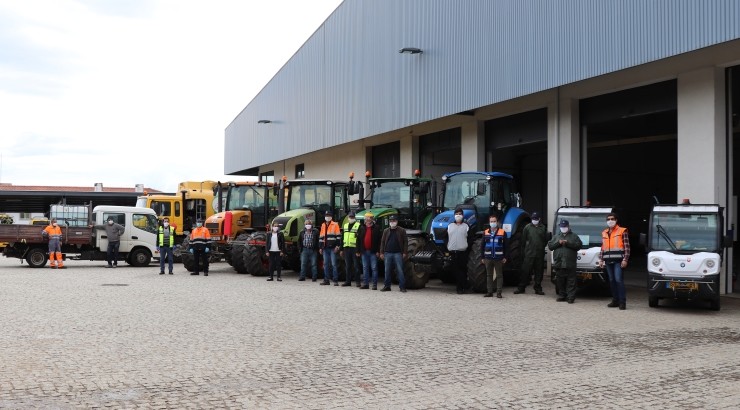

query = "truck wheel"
[
  {"left": 648, "top": 296, "right": 659, "bottom": 308},
  {"left": 128, "top": 248, "right": 151, "bottom": 267},
  {"left": 244, "top": 232, "right": 269, "bottom": 276},
  {"left": 709, "top": 298, "right": 720, "bottom": 311},
  {"left": 231, "top": 233, "right": 251, "bottom": 274},
  {"left": 26, "top": 248, "right": 48, "bottom": 268},
  {"left": 466, "top": 238, "right": 487, "bottom": 293},
  {"left": 404, "top": 236, "right": 429, "bottom": 289}
]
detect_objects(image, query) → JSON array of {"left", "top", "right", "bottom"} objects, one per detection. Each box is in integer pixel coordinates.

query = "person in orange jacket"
[
  {"left": 188, "top": 219, "right": 212, "bottom": 276},
  {"left": 42, "top": 218, "right": 64, "bottom": 269},
  {"left": 319, "top": 210, "right": 341, "bottom": 285}
]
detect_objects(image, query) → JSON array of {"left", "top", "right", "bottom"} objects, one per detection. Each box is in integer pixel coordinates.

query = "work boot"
[
  {"left": 619, "top": 303, "right": 626, "bottom": 310},
  {"left": 372, "top": 284, "right": 377, "bottom": 290},
  {"left": 607, "top": 300, "right": 619, "bottom": 308},
  {"left": 298, "top": 277, "right": 306, "bottom": 281},
  {"left": 333, "top": 282, "right": 339, "bottom": 286},
  {"left": 204, "top": 272, "right": 208, "bottom": 276},
  {"left": 159, "top": 271, "right": 165, "bottom": 275},
  {"left": 513, "top": 288, "right": 525, "bottom": 294},
  {"left": 400, "top": 288, "right": 407, "bottom": 293},
  {"left": 360, "top": 284, "right": 369, "bottom": 289},
  {"left": 266, "top": 277, "right": 274, "bottom": 281},
  {"left": 320, "top": 281, "right": 330, "bottom": 285},
  {"left": 277, "top": 278, "right": 282, "bottom": 282},
  {"left": 535, "top": 289, "right": 545, "bottom": 295},
  {"left": 380, "top": 286, "right": 391, "bottom": 292},
  {"left": 341, "top": 282, "right": 351, "bottom": 287},
  {"left": 484, "top": 293, "right": 493, "bottom": 298},
  {"left": 496, "top": 292, "right": 502, "bottom": 298}
]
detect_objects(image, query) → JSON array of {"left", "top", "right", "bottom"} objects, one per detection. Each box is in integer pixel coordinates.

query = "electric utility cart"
[{"left": 640, "top": 204, "right": 732, "bottom": 311}]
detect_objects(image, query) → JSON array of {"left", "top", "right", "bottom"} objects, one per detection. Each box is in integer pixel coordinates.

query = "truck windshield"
[
  {"left": 556, "top": 213, "right": 609, "bottom": 247},
  {"left": 650, "top": 213, "right": 719, "bottom": 252},
  {"left": 288, "top": 184, "right": 332, "bottom": 211},
  {"left": 372, "top": 181, "right": 410, "bottom": 210}
]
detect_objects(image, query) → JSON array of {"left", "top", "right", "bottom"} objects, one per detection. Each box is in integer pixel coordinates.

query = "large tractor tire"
[
  {"left": 224, "top": 248, "right": 233, "bottom": 266},
  {"left": 503, "top": 223, "right": 525, "bottom": 286},
  {"left": 180, "top": 238, "right": 197, "bottom": 272},
  {"left": 231, "top": 233, "right": 251, "bottom": 274},
  {"left": 244, "top": 232, "right": 269, "bottom": 276},
  {"left": 404, "top": 236, "right": 430, "bottom": 289},
  {"left": 467, "top": 238, "right": 488, "bottom": 293}
]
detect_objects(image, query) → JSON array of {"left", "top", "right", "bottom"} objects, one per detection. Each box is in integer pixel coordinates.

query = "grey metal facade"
[{"left": 225, "top": 0, "right": 740, "bottom": 174}]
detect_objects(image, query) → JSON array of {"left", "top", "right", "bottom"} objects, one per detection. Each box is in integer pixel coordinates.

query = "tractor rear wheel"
[
  {"left": 244, "top": 232, "right": 269, "bottom": 276},
  {"left": 231, "top": 233, "right": 250, "bottom": 274},
  {"left": 503, "top": 224, "right": 525, "bottom": 286},
  {"left": 403, "top": 236, "right": 429, "bottom": 289},
  {"left": 467, "top": 238, "right": 487, "bottom": 293}
]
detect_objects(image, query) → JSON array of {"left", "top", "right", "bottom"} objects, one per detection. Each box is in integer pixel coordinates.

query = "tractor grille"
[{"left": 433, "top": 227, "right": 447, "bottom": 242}]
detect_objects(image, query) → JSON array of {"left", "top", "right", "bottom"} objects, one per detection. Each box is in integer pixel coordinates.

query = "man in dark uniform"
[
  {"left": 515, "top": 212, "right": 548, "bottom": 295},
  {"left": 547, "top": 219, "right": 582, "bottom": 303}
]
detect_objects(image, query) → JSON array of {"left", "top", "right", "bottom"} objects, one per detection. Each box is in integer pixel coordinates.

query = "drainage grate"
[{"left": 101, "top": 284, "right": 129, "bottom": 286}]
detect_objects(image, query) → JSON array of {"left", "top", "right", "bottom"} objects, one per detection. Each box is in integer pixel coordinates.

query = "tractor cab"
[{"left": 359, "top": 172, "right": 434, "bottom": 231}]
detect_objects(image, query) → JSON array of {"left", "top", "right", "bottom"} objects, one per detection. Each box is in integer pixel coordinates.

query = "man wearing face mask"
[
  {"left": 42, "top": 218, "right": 64, "bottom": 269},
  {"left": 515, "top": 212, "right": 548, "bottom": 295},
  {"left": 265, "top": 221, "right": 285, "bottom": 281},
  {"left": 481, "top": 214, "right": 507, "bottom": 298},
  {"left": 598, "top": 213, "right": 630, "bottom": 310},
  {"left": 91, "top": 216, "right": 125, "bottom": 268},
  {"left": 157, "top": 218, "right": 176, "bottom": 274},
  {"left": 298, "top": 219, "right": 320, "bottom": 281},
  {"left": 340, "top": 211, "right": 362, "bottom": 287},
  {"left": 548, "top": 219, "right": 583, "bottom": 303},
  {"left": 357, "top": 212, "right": 382, "bottom": 290},
  {"left": 380, "top": 214, "right": 408, "bottom": 292},
  {"left": 319, "top": 210, "right": 342, "bottom": 286},
  {"left": 188, "top": 219, "right": 211, "bottom": 276},
  {"left": 447, "top": 207, "right": 470, "bottom": 295}
]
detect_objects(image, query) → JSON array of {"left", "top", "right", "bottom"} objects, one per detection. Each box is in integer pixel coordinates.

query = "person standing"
[
  {"left": 357, "top": 212, "right": 382, "bottom": 290},
  {"left": 447, "top": 207, "right": 470, "bottom": 294},
  {"left": 298, "top": 219, "right": 319, "bottom": 281},
  {"left": 548, "top": 220, "right": 582, "bottom": 303},
  {"left": 42, "top": 218, "right": 64, "bottom": 269},
  {"left": 157, "top": 218, "right": 176, "bottom": 274},
  {"left": 188, "top": 219, "right": 211, "bottom": 276},
  {"left": 92, "top": 217, "right": 125, "bottom": 268},
  {"left": 379, "top": 214, "right": 407, "bottom": 292},
  {"left": 599, "top": 213, "right": 630, "bottom": 310},
  {"left": 481, "top": 214, "right": 507, "bottom": 298},
  {"left": 265, "top": 221, "right": 285, "bottom": 281},
  {"left": 319, "top": 210, "right": 341, "bottom": 286},
  {"left": 340, "top": 211, "right": 362, "bottom": 287},
  {"left": 514, "top": 212, "right": 548, "bottom": 295}
]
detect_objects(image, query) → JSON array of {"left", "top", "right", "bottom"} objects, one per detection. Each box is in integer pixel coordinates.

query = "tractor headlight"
[
  {"left": 651, "top": 258, "right": 661, "bottom": 267},
  {"left": 706, "top": 260, "right": 716, "bottom": 268}
]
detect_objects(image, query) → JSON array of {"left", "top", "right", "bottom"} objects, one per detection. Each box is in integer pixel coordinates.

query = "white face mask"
[
  {"left": 272, "top": 226, "right": 279, "bottom": 232},
  {"left": 348, "top": 218, "right": 356, "bottom": 224},
  {"left": 324, "top": 217, "right": 332, "bottom": 222},
  {"left": 163, "top": 222, "right": 169, "bottom": 227},
  {"left": 196, "top": 223, "right": 203, "bottom": 228},
  {"left": 107, "top": 220, "right": 113, "bottom": 225},
  {"left": 389, "top": 222, "right": 397, "bottom": 228},
  {"left": 305, "top": 224, "right": 312, "bottom": 230},
  {"left": 532, "top": 219, "right": 540, "bottom": 226},
  {"left": 490, "top": 222, "right": 497, "bottom": 229},
  {"left": 454, "top": 214, "right": 463, "bottom": 222},
  {"left": 606, "top": 220, "right": 616, "bottom": 228},
  {"left": 560, "top": 227, "right": 569, "bottom": 234}
]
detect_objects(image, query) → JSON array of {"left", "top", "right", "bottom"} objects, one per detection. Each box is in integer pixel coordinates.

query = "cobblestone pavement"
[{"left": 0, "top": 257, "right": 739, "bottom": 409}]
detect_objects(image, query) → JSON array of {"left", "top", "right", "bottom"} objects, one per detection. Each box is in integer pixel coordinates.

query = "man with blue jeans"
[
  {"left": 319, "top": 210, "right": 341, "bottom": 286},
  {"left": 357, "top": 212, "right": 382, "bottom": 290},
  {"left": 379, "top": 214, "right": 408, "bottom": 293},
  {"left": 599, "top": 212, "right": 630, "bottom": 310},
  {"left": 298, "top": 219, "right": 319, "bottom": 281}
]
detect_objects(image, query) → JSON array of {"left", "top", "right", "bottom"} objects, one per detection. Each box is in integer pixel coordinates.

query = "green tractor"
[
  {"left": 241, "top": 175, "right": 361, "bottom": 275},
  {"left": 355, "top": 172, "right": 436, "bottom": 289}
]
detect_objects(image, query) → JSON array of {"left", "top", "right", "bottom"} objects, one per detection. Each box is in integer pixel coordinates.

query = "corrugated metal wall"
[{"left": 225, "top": 0, "right": 740, "bottom": 174}]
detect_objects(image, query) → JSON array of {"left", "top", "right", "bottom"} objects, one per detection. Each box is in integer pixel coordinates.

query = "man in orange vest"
[
  {"left": 42, "top": 218, "right": 64, "bottom": 269},
  {"left": 319, "top": 210, "right": 341, "bottom": 285},
  {"left": 598, "top": 212, "right": 630, "bottom": 310},
  {"left": 188, "top": 219, "right": 212, "bottom": 276}
]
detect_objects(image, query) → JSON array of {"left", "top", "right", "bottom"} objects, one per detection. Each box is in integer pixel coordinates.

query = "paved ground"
[{"left": 1, "top": 257, "right": 739, "bottom": 409}]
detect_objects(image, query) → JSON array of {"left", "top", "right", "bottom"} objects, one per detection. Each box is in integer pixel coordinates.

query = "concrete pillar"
[
  {"left": 400, "top": 134, "right": 419, "bottom": 178},
  {"left": 677, "top": 67, "right": 729, "bottom": 293},
  {"left": 460, "top": 120, "right": 485, "bottom": 171},
  {"left": 547, "top": 97, "right": 581, "bottom": 220}
]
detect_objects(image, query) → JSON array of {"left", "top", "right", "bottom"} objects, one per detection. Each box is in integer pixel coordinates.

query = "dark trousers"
[
  {"left": 451, "top": 250, "right": 469, "bottom": 292},
  {"left": 193, "top": 247, "right": 209, "bottom": 274},
  {"left": 555, "top": 267, "right": 577, "bottom": 300},
  {"left": 107, "top": 241, "right": 120, "bottom": 266},
  {"left": 519, "top": 255, "right": 545, "bottom": 291},
  {"left": 268, "top": 251, "right": 282, "bottom": 279},
  {"left": 342, "top": 247, "right": 359, "bottom": 284}
]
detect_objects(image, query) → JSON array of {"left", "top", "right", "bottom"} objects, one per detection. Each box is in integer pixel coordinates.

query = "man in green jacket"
[
  {"left": 547, "top": 219, "right": 583, "bottom": 303},
  {"left": 514, "top": 212, "right": 547, "bottom": 295}
]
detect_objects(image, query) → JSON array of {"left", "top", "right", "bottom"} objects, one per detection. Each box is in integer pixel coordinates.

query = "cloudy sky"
[{"left": 0, "top": 0, "right": 343, "bottom": 191}]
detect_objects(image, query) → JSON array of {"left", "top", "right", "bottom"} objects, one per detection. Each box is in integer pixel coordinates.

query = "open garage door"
[{"left": 730, "top": 65, "right": 740, "bottom": 293}]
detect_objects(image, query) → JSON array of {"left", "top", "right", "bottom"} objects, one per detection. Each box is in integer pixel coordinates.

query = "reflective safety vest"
[
  {"left": 483, "top": 228, "right": 506, "bottom": 260},
  {"left": 190, "top": 226, "right": 211, "bottom": 249},
  {"left": 601, "top": 226, "right": 626, "bottom": 261},
  {"left": 43, "top": 225, "right": 63, "bottom": 240},
  {"left": 342, "top": 221, "right": 361, "bottom": 248},
  {"left": 158, "top": 226, "right": 175, "bottom": 247},
  {"left": 319, "top": 220, "right": 341, "bottom": 248}
]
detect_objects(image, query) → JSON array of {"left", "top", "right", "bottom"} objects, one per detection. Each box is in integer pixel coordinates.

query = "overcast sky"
[{"left": 0, "top": 0, "right": 343, "bottom": 192}]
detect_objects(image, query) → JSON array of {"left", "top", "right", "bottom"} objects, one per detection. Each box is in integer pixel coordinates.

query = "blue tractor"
[{"left": 412, "top": 171, "right": 530, "bottom": 292}]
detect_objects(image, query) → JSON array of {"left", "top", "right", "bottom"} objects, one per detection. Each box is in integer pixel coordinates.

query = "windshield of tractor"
[
  {"left": 228, "top": 185, "right": 276, "bottom": 210},
  {"left": 372, "top": 181, "right": 411, "bottom": 211},
  {"left": 289, "top": 184, "right": 332, "bottom": 214},
  {"left": 444, "top": 175, "right": 512, "bottom": 212},
  {"left": 556, "top": 213, "right": 609, "bottom": 247},
  {"left": 650, "top": 213, "right": 719, "bottom": 252}
]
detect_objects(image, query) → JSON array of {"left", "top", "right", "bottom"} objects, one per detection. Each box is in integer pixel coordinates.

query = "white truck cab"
[{"left": 91, "top": 206, "right": 159, "bottom": 266}]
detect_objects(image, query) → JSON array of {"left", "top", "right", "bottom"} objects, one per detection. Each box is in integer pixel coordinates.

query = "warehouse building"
[{"left": 224, "top": 0, "right": 740, "bottom": 294}]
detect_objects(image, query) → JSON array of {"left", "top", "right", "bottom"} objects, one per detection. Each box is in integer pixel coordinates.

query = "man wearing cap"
[
  {"left": 447, "top": 207, "right": 470, "bottom": 294},
  {"left": 188, "top": 219, "right": 212, "bottom": 276},
  {"left": 319, "top": 210, "right": 342, "bottom": 286},
  {"left": 380, "top": 214, "right": 408, "bottom": 292},
  {"left": 548, "top": 219, "right": 582, "bottom": 303},
  {"left": 357, "top": 212, "right": 382, "bottom": 290},
  {"left": 340, "top": 211, "right": 362, "bottom": 287},
  {"left": 515, "top": 212, "right": 548, "bottom": 295},
  {"left": 297, "top": 218, "right": 320, "bottom": 281},
  {"left": 91, "top": 216, "right": 125, "bottom": 268}
]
